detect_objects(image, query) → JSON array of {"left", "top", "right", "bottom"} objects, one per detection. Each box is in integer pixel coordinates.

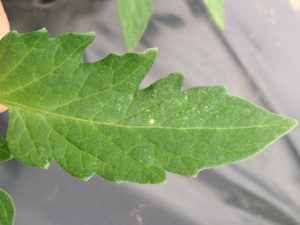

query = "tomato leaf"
[
  {"left": 118, "top": 0, "right": 153, "bottom": 51},
  {"left": 0, "top": 188, "right": 15, "bottom": 225},
  {"left": 204, "top": 0, "right": 225, "bottom": 29},
  {"left": 0, "top": 135, "right": 11, "bottom": 162},
  {"left": 0, "top": 29, "right": 297, "bottom": 183}
]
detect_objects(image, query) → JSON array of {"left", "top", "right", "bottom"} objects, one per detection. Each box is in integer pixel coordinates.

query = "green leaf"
[
  {"left": 0, "top": 188, "right": 15, "bottom": 225},
  {"left": 0, "top": 136, "right": 11, "bottom": 162},
  {"left": 0, "top": 29, "right": 297, "bottom": 183},
  {"left": 118, "top": 0, "right": 153, "bottom": 51},
  {"left": 204, "top": 0, "right": 225, "bottom": 29}
]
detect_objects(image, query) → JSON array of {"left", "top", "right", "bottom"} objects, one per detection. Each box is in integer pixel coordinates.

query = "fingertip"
[
  {"left": 0, "top": 0, "right": 10, "bottom": 39},
  {"left": 0, "top": 104, "right": 7, "bottom": 113}
]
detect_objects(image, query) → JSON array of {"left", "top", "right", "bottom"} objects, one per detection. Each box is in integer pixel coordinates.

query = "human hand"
[{"left": 0, "top": 0, "right": 9, "bottom": 112}]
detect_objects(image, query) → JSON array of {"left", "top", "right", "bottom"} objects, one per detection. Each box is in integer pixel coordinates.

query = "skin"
[
  {"left": 0, "top": 1, "right": 9, "bottom": 38},
  {"left": 0, "top": 0, "right": 9, "bottom": 112}
]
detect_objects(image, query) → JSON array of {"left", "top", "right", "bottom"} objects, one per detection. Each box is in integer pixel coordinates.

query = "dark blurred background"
[{"left": 0, "top": 0, "right": 299, "bottom": 224}]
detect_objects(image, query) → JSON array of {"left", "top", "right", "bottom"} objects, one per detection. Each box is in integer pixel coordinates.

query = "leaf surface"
[
  {"left": 204, "top": 0, "right": 225, "bottom": 29},
  {"left": 0, "top": 136, "right": 11, "bottom": 162},
  {"left": 118, "top": 0, "right": 153, "bottom": 51},
  {"left": 0, "top": 188, "right": 15, "bottom": 225},
  {"left": 0, "top": 29, "right": 297, "bottom": 183}
]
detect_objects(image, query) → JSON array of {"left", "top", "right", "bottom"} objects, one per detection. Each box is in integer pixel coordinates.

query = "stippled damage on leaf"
[{"left": 0, "top": 29, "right": 297, "bottom": 183}]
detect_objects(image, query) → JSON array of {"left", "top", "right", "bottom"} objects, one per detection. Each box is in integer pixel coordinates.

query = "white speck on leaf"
[
  {"left": 149, "top": 119, "right": 155, "bottom": 124},
  {"left": 202, "top": 105, "right": 214, "bottom": 112}
]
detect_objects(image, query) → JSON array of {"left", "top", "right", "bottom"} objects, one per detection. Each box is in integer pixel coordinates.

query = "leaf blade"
[
  {"left": 0, "top": 188, "right": 15, "bottom": 225},
  {"left": 0, "top": 30, "right": 297, "bottom": 183},
  {"left": 0, "top": 135, "right": 11, "bottom": 162},
  {"left": 204, "top": 0, "right": 225, "bottom": 29},
  {"left": 118, "top": 0, "right": 153, "bottom": 51}
]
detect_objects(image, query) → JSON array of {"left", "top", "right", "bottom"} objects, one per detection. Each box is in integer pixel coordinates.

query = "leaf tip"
[
  {"left": 286, "top": 117, "right": 298, "bottom": 132},
  {"left": 84, "top": 31, "right": 96, "bottom": 38},
  {"left": 292, "top": 118, "right": 298, "bottom": 127},
  {"left": 160, "top": 179, "right": 168, "bottom": 184},
  {"left": 273, "top": 115, "right": 298, "bottom": 137},
  {"left": 38, "top": 27, "right": 48, "bottom": 33},
  {"left": 204, "top": 0, "right": 225, "bottom": 30},
  {"left": 138, "top": 48, "right": 158, "bottom": 65},
  {"left": 42, "top": 161, "right": 50, "bottom": 169},
  {"left": 144, "top": 47, "right": 158, "bottom": 57},
  {"left": 80, "top": 174, "right": 94, "bottom": 182},
  {"left": 81, "top": 31, "right": 96, "bottom": 46},
  {"left": 172, "top": 71, "right": 185, "bottom": 80},
  {"left": 216, "top": 19, "right": 225, "bottom": 30}
]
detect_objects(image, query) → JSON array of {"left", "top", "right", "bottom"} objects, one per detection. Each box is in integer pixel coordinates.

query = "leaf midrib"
[{"left": 1, "top": 99, "right": 292, "bottom": 131}]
